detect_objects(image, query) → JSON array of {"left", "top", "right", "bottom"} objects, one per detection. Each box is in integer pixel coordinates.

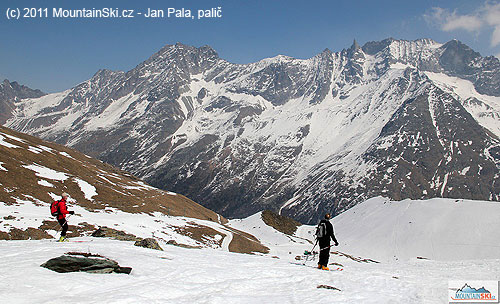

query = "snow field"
[
  {"left": 332, "top": 197, "right": 500, "bottom": 262},
  {"left": 1, "top": 237, "right": 498, "bottom": 304}
]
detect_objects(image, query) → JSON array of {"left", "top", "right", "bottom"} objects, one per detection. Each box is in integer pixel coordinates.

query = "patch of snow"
[
  {"left": 1, "top": 132, "right": 26, "bottom": 143},
  {"left": 22, "top": 164, "right": 69, "bottom": 181},
  {"left": 84, "top": 93, "right": 139, "bottom": 131},
  {"left": 460, "top": 167, "right": 470, "bottom": 175},
  {"left": 28, "top": 146, "right": 43, "bottom": 154},
  {"left": 59, "top": 151, "right": 75, "bottom": 159},
  {"left": 440, "top": 173, "right": 449, "bottom": 196},
  {"left": 37, "top": 180, "right": 54, "bottom": 188},
  {"left": 0, "top": 162, "right": 7, "bottom": 171},
  {"left": 73, "top": 178, "right": 98, "bottom": 201},
  {"left": 48, "top": 192, "right": 59, "bottom": 201},
  {"left": 0, "top": 134, "right": 20, "bottom": 149},
  {"left": 37, "top": 145, "right": 54, "bottom": 153}
]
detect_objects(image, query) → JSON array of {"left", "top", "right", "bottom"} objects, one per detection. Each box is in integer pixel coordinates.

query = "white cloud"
[
  {"left": 492, "top": 27, "right": 500, "bottom": 47},
  {"left": 483, "top": 2, "right": 500, "bottom": 47},
  {"left": 425, "top": 1, "right": 500, "bottom": 48},
  {"left": 484, "top": 3, "right": 500, "bottom": 26},
  {"left": 424, "top": 7, "right": 483, "bottom": 33},
  {"left": 441, "top": 14, "right": 483, "bottom": 32}
]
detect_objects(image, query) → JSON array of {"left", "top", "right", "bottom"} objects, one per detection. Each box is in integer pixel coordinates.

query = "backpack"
[
  {"left": 50, "top": 201, "right": 60, "bottom": 217},
  {"left": 315, "top": 221, "right": 327, "bottom": 239}
]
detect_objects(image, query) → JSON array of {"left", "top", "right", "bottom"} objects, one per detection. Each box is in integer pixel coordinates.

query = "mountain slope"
[
  {"left": 0, "top": 79, "right": 45, "bottom": 124},
  {"left": 4, "top": 39, "right": 500, "bottom": 223},
  {"left": 0, "top": 126, "right": 268, "bottom": 253}
]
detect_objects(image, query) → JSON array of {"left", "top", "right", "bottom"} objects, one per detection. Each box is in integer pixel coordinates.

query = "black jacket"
[{"left": 319, "top": 219, "right": 338, "bottom": 244}]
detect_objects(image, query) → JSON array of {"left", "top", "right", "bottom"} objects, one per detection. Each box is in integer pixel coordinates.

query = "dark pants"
[
  {"left": 318, "top": 238, "right": 330, "bottom": 266},
  {"left": 57, "top": 218, "right": 68, "bottom": 237}
]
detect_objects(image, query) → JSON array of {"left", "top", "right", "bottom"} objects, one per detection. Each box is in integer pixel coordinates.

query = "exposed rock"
[
  {"left": 166, "top": 239, "right": 202, "bottom": 249},
  {"left": 91, "top": 226, "right": 140, "bottom": 241},
  {"left": 0, "top": 79, "right": 45, "bottom": 124},
  {"left": 41, "top": 252, "right": 132, "bottom": 274},
  {"left": 134, "top": 238, "right": 163, "bottom": 251},
  {"left": 261, "top": 210, "right": 301, "bottom": 236},
  {"left": 317, "top": 285, "right": 341, "bottom": 291},
  {"left": 0, "top": 227, "right": 53, "bottom": 240},
  {"left": 227, "top": 229, "right": 270, "bottom": 254}
]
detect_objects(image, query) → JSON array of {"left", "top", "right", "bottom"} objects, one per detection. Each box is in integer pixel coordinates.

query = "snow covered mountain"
[
  {"left": 0, "top": 126, "right": 268, "bottom": 253},
  {"left": 0, "top": 79, "right": 45, "bottom": 124},
  {"left": 4, "top": 38, "right": 500, "bottom": 223}
]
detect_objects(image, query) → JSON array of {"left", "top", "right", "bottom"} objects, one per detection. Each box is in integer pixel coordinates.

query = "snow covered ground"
[
  {"left": 0, "top": 237, "right": 498, "bottom": 303},
  {"left": 332, "top": 197, "right": 500, "bottom": 262},
  {"left": 1, "top": 196, "right": 499, "bottom": 303}
]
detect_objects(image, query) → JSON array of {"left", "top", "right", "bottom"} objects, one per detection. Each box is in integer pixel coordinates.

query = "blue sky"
[{"left": 1, "top": 0, "right": 499, "bottom": 92}]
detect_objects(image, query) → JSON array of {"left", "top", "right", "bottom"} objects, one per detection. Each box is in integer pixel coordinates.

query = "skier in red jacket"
[{"left": 52, "top": 192, "right": 74, "bottom": 242}]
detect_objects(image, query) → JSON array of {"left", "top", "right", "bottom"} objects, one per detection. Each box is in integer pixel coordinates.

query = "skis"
[
  {"left": 49, "top": 238, "right": 94, "bottom": 243},
  {"left": 290, "top": 262, "right": 344, "bottom": 271}
]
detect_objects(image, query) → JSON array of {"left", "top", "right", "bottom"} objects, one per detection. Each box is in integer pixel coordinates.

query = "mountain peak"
[{"left": 351, "top": 39, "right": 361, "bottom": 50}]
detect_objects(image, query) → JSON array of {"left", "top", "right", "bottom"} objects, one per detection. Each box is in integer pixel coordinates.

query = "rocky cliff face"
[
  {"left": 4, "top": 39, "right": 500, "bottom": 223},
  {"left": 0, "top": 79, "right": 45, "bottom": 124}
]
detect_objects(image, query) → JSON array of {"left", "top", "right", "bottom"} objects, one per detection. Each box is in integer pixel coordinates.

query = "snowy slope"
[
  {"left": 425, "top": 71, "right": 500, "bottom": 137},
  {"left": 228, "top": 212, "right": 314, "bottom": 258},
  {"left": 331, "top": 197, "right": 500, "bottom": 262},
  {"left": 230, "top": 197, "right": 500, "bottom": 263}
]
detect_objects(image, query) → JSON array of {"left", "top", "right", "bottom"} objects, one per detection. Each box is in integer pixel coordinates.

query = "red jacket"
[{"left": 54, "top": 199, "right": 69, "bottom": 220}]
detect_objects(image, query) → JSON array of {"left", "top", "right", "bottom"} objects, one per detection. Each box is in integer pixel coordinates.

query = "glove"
[{"left": 69, "top": 211, "right": 75, "bottom": 215}]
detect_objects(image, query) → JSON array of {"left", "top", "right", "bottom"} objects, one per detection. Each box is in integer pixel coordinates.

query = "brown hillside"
[{"left": 0, "top": 125, "right": 226, "bottom": 223}]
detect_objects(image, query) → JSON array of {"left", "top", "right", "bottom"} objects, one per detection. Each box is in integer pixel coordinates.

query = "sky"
[{"left": 1, "top": 0, "right": 499, "bottom": 93}]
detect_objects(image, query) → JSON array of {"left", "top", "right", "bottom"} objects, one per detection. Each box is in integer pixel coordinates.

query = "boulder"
[
  {"left": 41, "top": 252, "right": 132, "bottom": 274},
  {"left": 134, "top": 238, "right": 163, "bottom": 251},
  {"left": 91, "top": 227, "right": 139, "bottom": 241}
]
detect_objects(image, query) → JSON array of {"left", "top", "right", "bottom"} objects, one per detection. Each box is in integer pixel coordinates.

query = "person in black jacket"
[{"left": 318, "top": 213, "right": 339, "bottom": 270}]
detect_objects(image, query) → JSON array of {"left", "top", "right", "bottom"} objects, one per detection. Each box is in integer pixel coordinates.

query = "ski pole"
[
  {"left": 304, "top": 239, "right": 319, "bottom": 264},
  {"left": 320, "top": 245, "right": 332, "bottom": 251}
]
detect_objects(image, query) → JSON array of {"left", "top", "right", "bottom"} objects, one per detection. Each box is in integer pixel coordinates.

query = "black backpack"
[{"left": 315, "top": 221, "right": 327, "bottom": 239}]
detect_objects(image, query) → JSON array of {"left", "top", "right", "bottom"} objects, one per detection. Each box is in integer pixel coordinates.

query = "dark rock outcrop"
[
  {"left": 91, "top": 227, "right": 140, "bottom": 241},
  {"left": 41, "top": 252, "right": 132, "bottom": 274},
  {"left": 261, "top": 210, "right": 301, "bottom": 235}
]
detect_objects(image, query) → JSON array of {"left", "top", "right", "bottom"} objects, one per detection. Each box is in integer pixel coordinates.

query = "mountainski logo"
[{"left": 449, "top": 281, "right": 498, "bottom": 303}]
